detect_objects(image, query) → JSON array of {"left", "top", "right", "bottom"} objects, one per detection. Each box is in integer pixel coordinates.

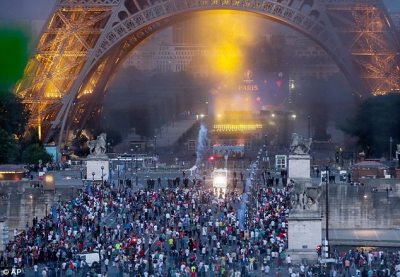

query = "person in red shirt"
[{"left": 139, "top": 249, "right": 144, "bottom": 257}]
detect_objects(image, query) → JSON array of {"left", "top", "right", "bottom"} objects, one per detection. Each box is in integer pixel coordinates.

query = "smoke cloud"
[{"left": 195, "top": 123, "right": 209, "bottom": 165}]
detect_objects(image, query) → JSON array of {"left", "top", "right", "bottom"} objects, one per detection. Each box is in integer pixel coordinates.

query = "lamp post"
[
  {"left": 308, "top": 115, "right": 311, "bottom": 139},
  {"left": 80, "top": 167, "right": 84, "bottom": 187},
  {"left": 71, "top": 186, "right": 74, "bottom": 199},
  {"left": 154, "top": 135, "right": 157, "bottom": 156},
  {"left": 58, "top": 194, "right": 61, "bottom": 204},
  {"left": 107, "top": 142, "right": 110, "bottom": 153},
  {"left": 117, "top": 157, "right": 120, "bottom": 188},
  {"left": 45, "top": 202, "right": 48, "bottom": 218},
  {"left": 92, "top": 172, "right": 95, "bottom": 181},
  {"left": 101, "top": 166, "right": 104, "bottom": 185},
  {"left": 44, "top": 202, "right": 48, "bottom": 244},
  {"left": 390, "top": 137, "right": 393, "bottom": 161},
  {"left": 135, "top": 145, "right": 139, "bottom": 186},
  {"left": 130, "top": 148, "right": 133, "bottom": 180},
  {"left": 325, "top": 165, "right": 329, "bottom": 258},
  {"left": 109, "top": 160, "right": 113, "bottom": 186}
]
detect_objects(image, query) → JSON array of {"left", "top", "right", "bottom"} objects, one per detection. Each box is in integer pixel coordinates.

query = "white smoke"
[{"left": 196, "top": 123, "right": 209, "bottom": 165}]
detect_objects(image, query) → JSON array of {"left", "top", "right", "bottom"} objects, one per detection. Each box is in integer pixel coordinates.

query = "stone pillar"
[
  {"left": 288, "top": 155, "right": 311, "bottom": 180},
  {"left": 86, "top": 158, "right": 109, "bottom": 183},
  {"left": 287, "top": 210, "right": 322, "bottom": 263},
  {"left": 287, "top": 154, "right": 321, "bottom": 263}
]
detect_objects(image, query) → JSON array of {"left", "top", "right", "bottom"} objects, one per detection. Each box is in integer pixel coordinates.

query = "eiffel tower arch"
[{"left": 14, "top": 0, "right": 400, "bottom": 154}]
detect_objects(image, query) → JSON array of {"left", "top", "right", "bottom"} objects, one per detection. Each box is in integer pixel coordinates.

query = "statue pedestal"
[
  {"left": 288, "top": 155, "right": 311, "bottom": 180},
  {"left": 287, "top": 210, "right": 322, "bottom": 263},
  {"left": 86, "top": 157, "right": 109, "bottom": 182}
]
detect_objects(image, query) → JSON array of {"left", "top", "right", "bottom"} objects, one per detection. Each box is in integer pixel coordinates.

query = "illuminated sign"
[
  {"left": 209, "top": 67, "right": 289, "bottom": 113},
  {"left": 213, "top": 124, "right": 262, "bottom": 132},
  {"left": 239, "top": 85, "right": 258, "bottom": 91}
]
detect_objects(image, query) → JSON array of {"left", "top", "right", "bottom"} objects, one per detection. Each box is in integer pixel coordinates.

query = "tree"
[
  {"left": 71, "top": 130, "right": 90, "bottom": 156},
  {"left": 21, "top": 143, "right": 53, "bottom": 165},
  {"left": 0, "top": 91, "right": 30, "bottom": 163},
  {"left": 71, "top": 130, "right": 88, "bottom": 148},
  {"left": 0, "top": 128, "right": 19, "bottom": 164},
  {"left": 341, "top": 94, "right": 400, "bottom": 158},
  {"left": 0, "top": 92, "right": 29, "bottom": 139}
]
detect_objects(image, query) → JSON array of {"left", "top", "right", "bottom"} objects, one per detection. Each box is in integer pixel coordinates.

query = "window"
[{"left": 188, "top": 140, "right": 196, "bottom": 150}]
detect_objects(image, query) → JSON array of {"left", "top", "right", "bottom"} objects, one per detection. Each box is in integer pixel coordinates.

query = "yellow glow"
[
  {"left": 194, "top": 11, "right": 257, "bottom": 75},
  {"left": 215, "top": 44, "right": 239, "bottom": 72},
  {"left": 213, "top": 124, "right": 263, "bottom": 132}
]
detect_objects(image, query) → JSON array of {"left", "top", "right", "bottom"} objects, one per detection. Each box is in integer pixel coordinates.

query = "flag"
[
  {"left": 86, "top": 181, "right": 93, "bottom": 196},
  {"left": 238, "top": 201, "right": 246, "bottom": 231},
  {"left": 52, "top": 204, "right": 58, "bottom": 224}
]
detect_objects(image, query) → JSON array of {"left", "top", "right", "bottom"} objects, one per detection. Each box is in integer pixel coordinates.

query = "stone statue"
[
  {"left": 290, "top": 133, "right": 312, "bottom": 155},
  {"left": 292, "top": 181, "right": 322, "bottom": 210},
  {"left": 87, "top": 133, "right": 107, "bottom": 157},
  {"left": 306, "top": 186, "right": 322, "bottom": 209}
]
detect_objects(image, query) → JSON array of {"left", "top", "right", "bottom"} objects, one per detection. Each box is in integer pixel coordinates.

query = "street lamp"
[
  {"left": 135, "top": 145, "right": 139, "bottom": 186},
  {"left": 325, "top": 165, "right": 330, "bottom": 258},
  {"left": 117, "top": 157, "right": 120, "bottom": 188},
  {"left": 101, "top": 166, "right": 104, "bottom": 185},
  {"left": 107, "top": 142, "right": 110, "bottom": 153},
  {"left": 58, "top": 194, "right": 61, "bottom": 204},
  {"left": 154, "top": 136, "right": 157, "bottom": 156},
  {"left": 71, "top": 186, "right": 74, "bottom": 199},
  {"left": 308, "top": 115, "right": 311, "bottom": 139},
  {"left": 390, "top": 137, "right": 393, "bottom": 161},
  {"left": 130, "top": 148, "right": 133, "bottom": 172},
  {"left": 109, "top": 160, "right": 113, "bottom": 186},
  {"left": 80, "top": 167, "right": 83, "bottom": 180},
  {"left": 92, "top": 172, "right": 95, "bottom": 181},
  {"left": 45, "top": 202, "right": 48, "bottom": 218}
]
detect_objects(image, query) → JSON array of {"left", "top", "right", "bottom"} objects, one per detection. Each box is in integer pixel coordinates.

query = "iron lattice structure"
[{"left": 14, "top": 0, "right": 400, "bottom": 150}]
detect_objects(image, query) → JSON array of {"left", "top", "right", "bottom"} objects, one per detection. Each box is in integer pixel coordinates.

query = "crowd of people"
[{"left": 0, "top": 167, "right": 399, "bottom": 277}]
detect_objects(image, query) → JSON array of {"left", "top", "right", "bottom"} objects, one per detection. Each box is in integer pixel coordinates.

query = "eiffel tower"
[{"left": 14, "top": 0, "right": 400, "bottom": 149}]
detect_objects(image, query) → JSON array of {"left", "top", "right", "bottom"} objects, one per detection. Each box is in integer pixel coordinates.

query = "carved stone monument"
[
  {"left": 86, "top": 133, "right": 109, "bottom": 182},
  {"left": 288, "top": 133, "right": 312, "bottom": 180},
  {"left": 287, "top": 133, "right": 322, "bottom": 263}
]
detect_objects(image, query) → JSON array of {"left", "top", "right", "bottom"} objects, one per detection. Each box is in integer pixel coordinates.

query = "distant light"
[
  {"left": 292, "top": 114, "right": 297, "bottom": 118},
  {"left": 213, "top": 176, "right": 227, "bottom": 186},
  {"left": 271, "top": 113, "right": 275, "bottom": 117},
  {"left": 200, "top": 114, "right": 205, "bottom": 118},
  {"left": 217, "top": 114, "right": 221, "bottom": 118}
]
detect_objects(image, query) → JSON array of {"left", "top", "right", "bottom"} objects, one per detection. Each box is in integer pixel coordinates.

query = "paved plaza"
[{"left": 2, "top": 142, "right": 400, "bottom": 277}]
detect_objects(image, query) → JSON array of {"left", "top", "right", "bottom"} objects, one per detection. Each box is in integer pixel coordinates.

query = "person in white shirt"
[
  {"left": 286, "top": 255, "right": 292, "bottom": 268},
  {"left": 34, "top": 265, "right": 39, "bottom": 277},
  {"left": 264, "top": 264, "right": 270, "bottom": 276}
]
